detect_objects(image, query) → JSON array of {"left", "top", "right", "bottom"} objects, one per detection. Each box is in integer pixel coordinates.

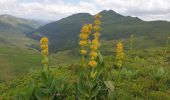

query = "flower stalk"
[
  {"left": 40, "top": 37, "right": 49, "bottom": 76},
  {"left": 88, "top": 14, "right": 102, "bottom": 69},
  {"left": 79, "top": 24, "right": 92, "bottom": 67},
  {"left": 115, "top": 41, "right": 125, "bottom": 68}
]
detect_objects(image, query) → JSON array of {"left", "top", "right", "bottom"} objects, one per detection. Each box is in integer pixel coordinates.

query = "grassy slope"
[
  {"left": 0, "top": 46, "right": 169, "bottom": 99},
  {"left": 0, "top": 45, "right": 41, "bottom": 81},
  {"left": 0, "top": 45, "right": 80, "bottom": 82}
]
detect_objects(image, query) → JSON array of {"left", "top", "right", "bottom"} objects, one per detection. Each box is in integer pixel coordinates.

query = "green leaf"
[
  {"left": 104, "top": 81, "right": 115, "bottom": 92},
  {"left": 91, "top": 83, "right": 101, "bottom": 98}
]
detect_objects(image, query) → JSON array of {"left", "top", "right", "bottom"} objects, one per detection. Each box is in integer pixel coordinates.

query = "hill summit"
[{"left": 30, "top": 10, "right": 170, "bottom": 52}]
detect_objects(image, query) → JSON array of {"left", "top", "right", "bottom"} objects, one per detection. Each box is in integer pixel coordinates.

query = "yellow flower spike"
[
  {"left": 90, "top": 45, "right": 98, "bottom": 51},
  {"left": 41, "top": 49, "right": 48, "bottom": 56},
  {"left": 90, "top": 71, "right": 97, "bottom": 78},
  {"left": 95, "top": 14, "right": 102, "bottom": 19},
  {"left": 89, "top": 60, "right": 97, "bottom": 68},
  {"left": 81, "top": 25, "right": 89, "bottom": 33},
  {"left": 90, "top": 51, "right": 98, "bottom": 58},
  {"left": 79, "top": 33, "right": 89, "bottom": 39},
  {"left": 93, "top": 32, "right": 101, "bottom": 37},
  {"left": 40, "top": 37, "right": 48, "bottom": 44},
  {"left": 79, "top": 40, "right": 88, "bottom": 46},
  {"left": 80, "top": 49, "right": 87, "bottom": 55},
  {"left": 40, "top": 45, "right": 48, "bottom": 49},
  {"left": 42, "top": 59, "right": 48, "bottom": 64},
  {"left": 40, "top": 37, "right": 49, "bottom": 56},
  {"left": 87, "top": 24, "right": 93, "bottom": 32},
  {"left": 93, "top": 25, "right": 101, "bottom": 31},
  {"left": 79, "top": 24, "right": 92, "bottom": 65},
  {"left": 115, "top": 41, "right": 125, "bottom": 68},
  {"left": 94, "top": 20, "right": 101, "bottom": 25},
  {"left": 92, "top": 39, "right": 100, "bottom": 46}
]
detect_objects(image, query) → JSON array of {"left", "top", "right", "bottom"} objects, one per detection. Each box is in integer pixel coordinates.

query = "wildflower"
[
  {"left": 41, "top": 49, "right": 48, "bottom": 56},
  {"left": 90, "top": 71, "right": 97, "bottom": 78},
  {"left": 87, "top": 24, "right": 93, "bottom": 32},
  {"left": 40, "top": 37, "right": 48, "bottom": 44},
  {"left": 88, "top": 14, "right": 102, "bottom": 68},
  {"left": 81, "top": 24, "right": 93, "bottom": 33},
  {"left": 40, "top": 37, "right": 49, "bottom": 56},
  {"left": 94, "top": 14, "right": 102, "bottom": 19},
  {"left": 115, "top": 41, "right": 125, "bottom": 68},
  {"left": 92, "top": 39, "right": 100, "bottom": 46},
  {"left": 79, "top": 24, "right": 92, "bottom": 64},
  {"left": 90, "top": 45, "right": 98, "bottom": 51},
  {"left": 89, "top": 60, "right": 97, "bottom": 68},
  {"left": 42, "top": 59, "right": 48, "bottom": 64},
  {"left": 93, "top": 25, "right": 101, "bottom": 31},
  {"left": 40, "top": 37, "right": 49, "bottom": 69},
  {"left": 93, "top": 32, "right": 101, "bottom": 38},
  {"left": 79, "top": 40, "right": 88, "bottom": 46},
  {"left": 79, "top": 33, "right": 89, "bottom": 39},
  {"left": 41, "top": 45, "right": 48, "bottom": 50},
  {"left": 90, "top": 51, "right": 98, "bottom": 58},
  {"left": 81, "top": 25, "right": 89, "bottom": 33},
  {"left": 94, "top": 20, "right": 101, "bottom": 25},
  {"left": 80, "top": 49, "right": 87, "bottom": 55}
]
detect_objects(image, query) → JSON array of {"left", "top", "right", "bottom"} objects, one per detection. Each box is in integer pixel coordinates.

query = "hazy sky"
[{"left": 0, "top": 0, "right": 170, "bottom": 21}]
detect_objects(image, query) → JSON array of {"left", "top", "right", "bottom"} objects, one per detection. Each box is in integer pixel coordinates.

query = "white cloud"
[
  {"left": 0, "top": 0, "right": 98, "bottom": 20},
  {"left": 90, "top": 0, "right": 170, "bottom": 21},
  {"left": 0, "top": 0, "right": 170, "bottom": 21}
]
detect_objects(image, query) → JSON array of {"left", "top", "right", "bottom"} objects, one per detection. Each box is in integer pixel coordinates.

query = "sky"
[{"left": 0, "top": 0, "right": 170, "bottom": 21}]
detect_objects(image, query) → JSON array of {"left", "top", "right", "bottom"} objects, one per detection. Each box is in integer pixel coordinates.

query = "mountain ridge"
[
  {"left": 29, "top": 10, "right": 170, "bottom": 52},
  {"left": 0, "top": 14, "right": 42, "bottom": 47}
]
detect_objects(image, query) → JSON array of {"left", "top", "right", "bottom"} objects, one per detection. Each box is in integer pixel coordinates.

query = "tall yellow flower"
[
  {"left": 40, "top": 37, "right": 49, "bottom": 56},
  {"left": 40, "top": 37, "right": 49, "bottom": 67},
  {"left": 88, "top": 14, "right": 102, "bottom": 68},
  {"left": 79, "top": 24, "right": 93, "bottom": 64},
  {"left": 115, "top": 41, "right": 125, "bottom": 68}
]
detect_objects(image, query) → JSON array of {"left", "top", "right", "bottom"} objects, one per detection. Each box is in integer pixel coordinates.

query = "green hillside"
[
  {"left": 0, "top": 15, "right": 43, "bottom": 81},
  {"left": 0, "top": 11, "right": 170, "bottom": 99},
  {"left": 1, "top": 46, "right": 170, "bottom": 99},
  {"left": 0, "top": 45, "right": 41, "bottom": 82},
  {"left": 31, "top": 10, "right": 170, "bottom": 52},
  {"left": 0, "top": 14, "right": 41, "bottom": 32},
  {"left": 0, "top": 14, "right": 42, "bottom": 48}
]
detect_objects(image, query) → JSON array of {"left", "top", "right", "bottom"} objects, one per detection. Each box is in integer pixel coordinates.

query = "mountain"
[
  {"left": 29, "top": 13, "right": 93, "bottom": 51},
  {"left": 0, "top": 14, "right": 41, "bottom": 47},
  {"left": 0, "top": 14, "right": 42, "bottom": 33},
  {"left": 30, "top": 10, "right": 170, "bottom": 52}
]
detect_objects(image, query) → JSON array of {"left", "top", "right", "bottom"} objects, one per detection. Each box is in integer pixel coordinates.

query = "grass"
[
  {"left": 0, "top": 45, "right": 169, "bottom": 99},
  {"left": 0, "top": 31, "right": 39, "bottom": 49},
  {"left": 0, "top": 45, "right": 41, "bottom": 81},
  {"left": 0, "top": 45, "right": 81, "bottom": 82}
]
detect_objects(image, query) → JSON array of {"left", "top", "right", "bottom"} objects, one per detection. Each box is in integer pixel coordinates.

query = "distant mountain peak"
[
  {"left": 99, "top": 10, "right": 120, "bottom": 15},
  {"left": 100, "top": 10, "right": 117, "bottom": 14},
  {"left": 68, "top": 13, "right": 92, "bottom": 19},
  {"left": 0, "top": 14, "right": 16, "bottom": 18}
]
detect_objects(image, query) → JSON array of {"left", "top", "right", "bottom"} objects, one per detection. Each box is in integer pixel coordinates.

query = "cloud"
[
  {"left": 90, "top": 0, "right": 170, "bottom": 21},
  {"left": 0, "top": 0, "right": 170, "bottom": 21},
  {"left": 0, "top": 0, "right": 98, "bottom": 20}
]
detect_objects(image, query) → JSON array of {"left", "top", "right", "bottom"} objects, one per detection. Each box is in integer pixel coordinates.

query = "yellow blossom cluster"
[
  {"left": 116, "top": 41, "right": 125, "bottom": 67},
  {"left": 79, "top": 24, "right": 93, "bottom": 64},
  {"left": 40, "top": 37, "right": 49, "bottom": 56},
  {"left": 89, "top": 14, "right": 102, "bottom": 68},
  {"left": 79, "top": 24, "right": 92, "bottom": 55}
]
